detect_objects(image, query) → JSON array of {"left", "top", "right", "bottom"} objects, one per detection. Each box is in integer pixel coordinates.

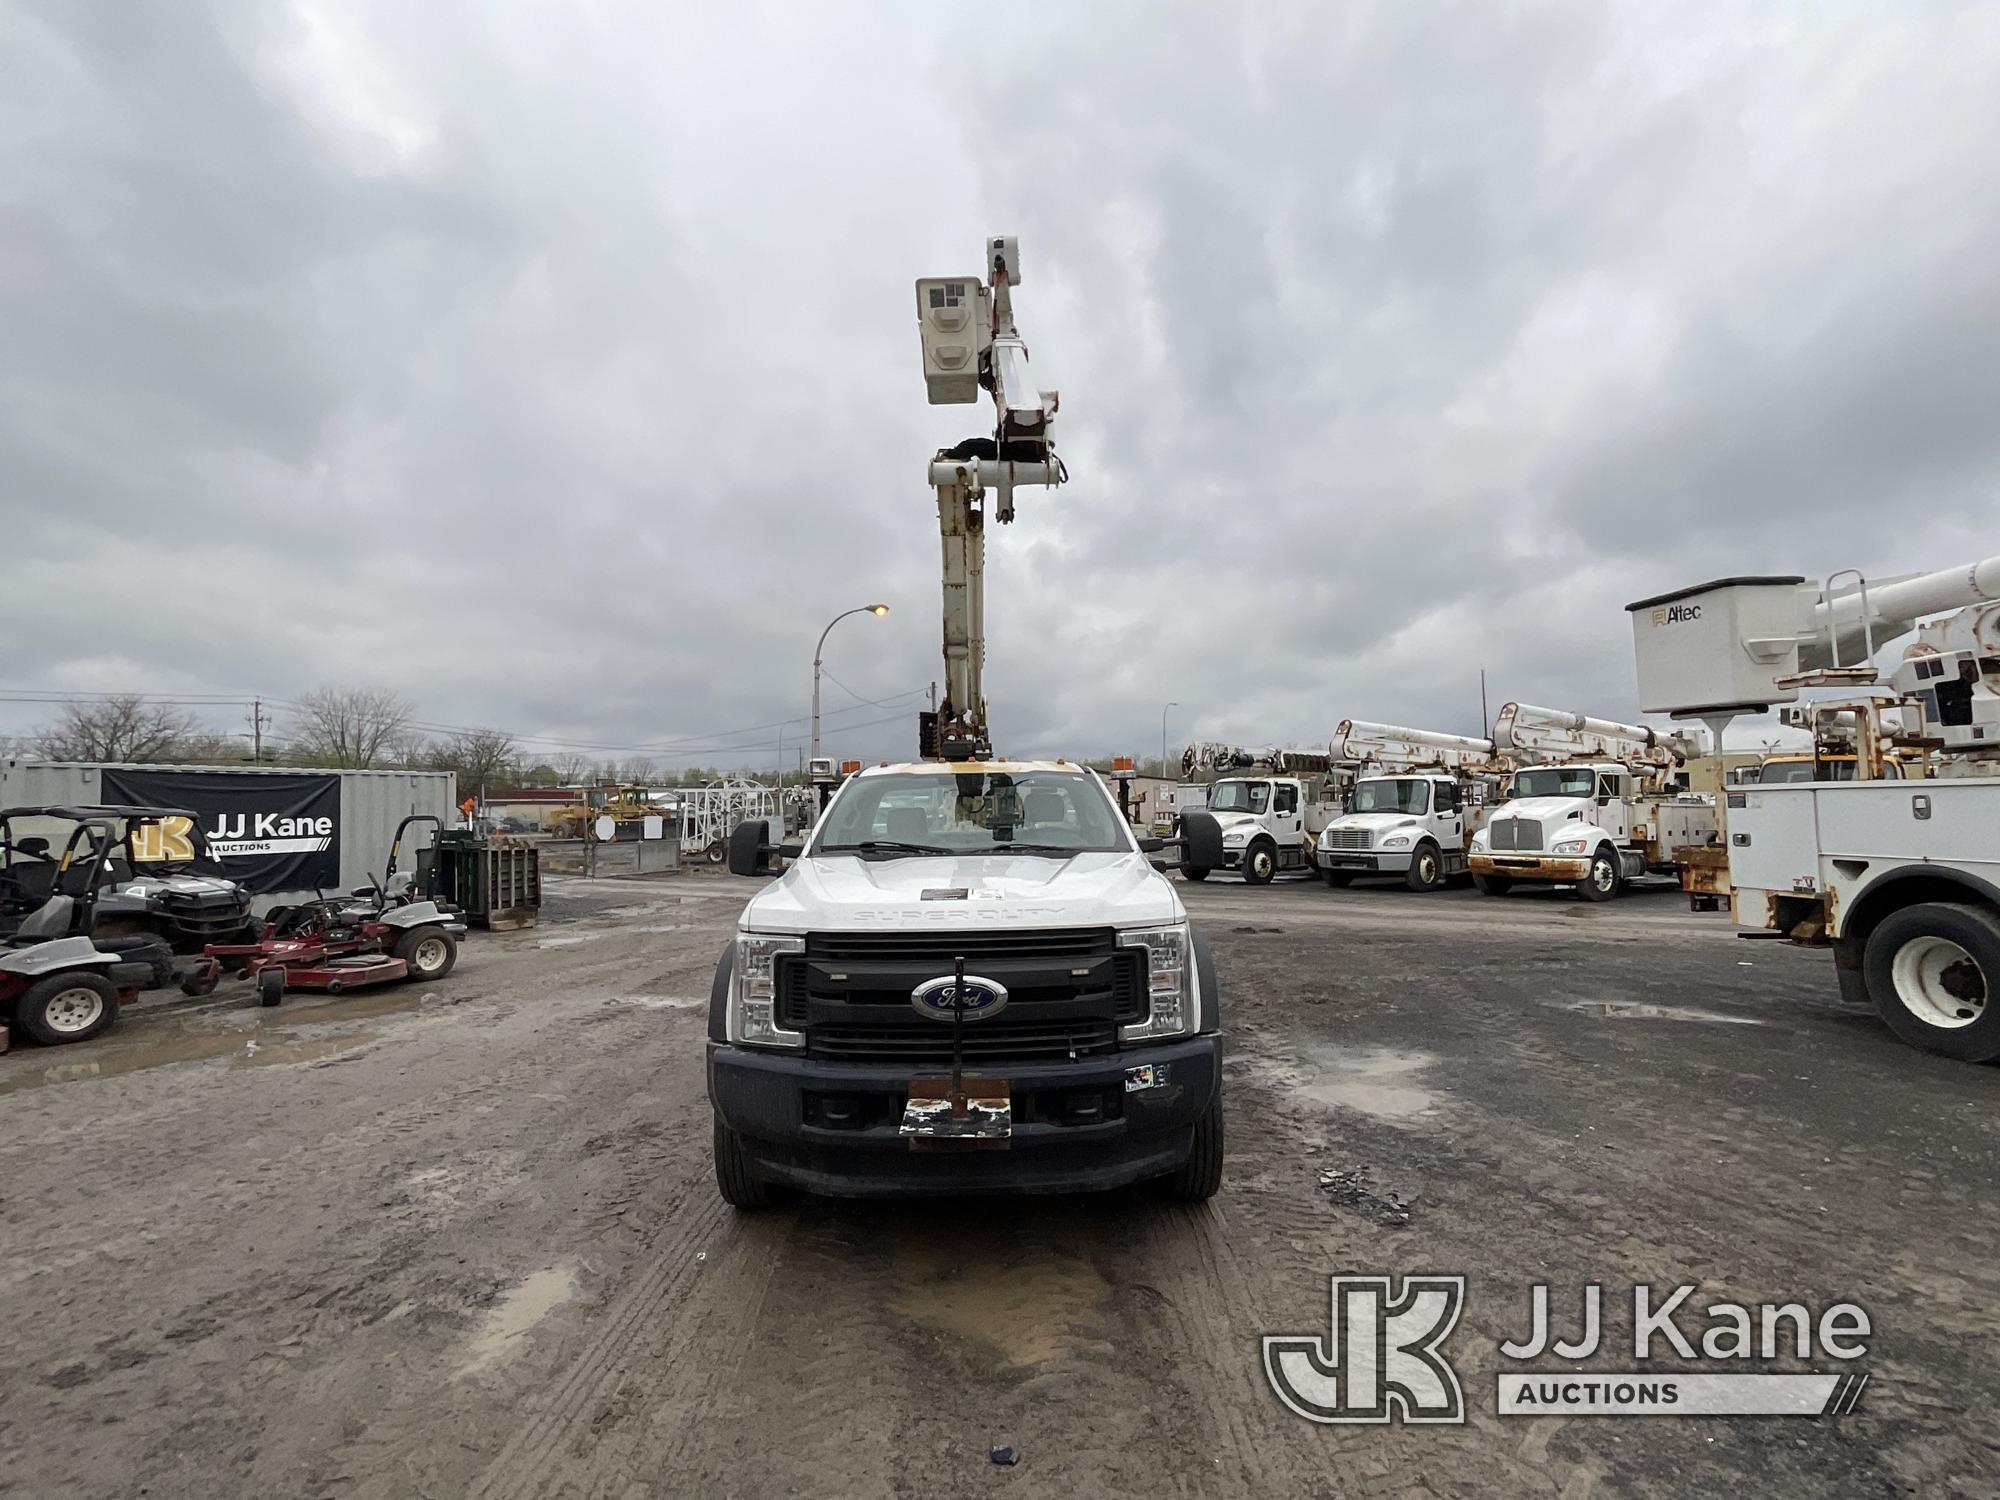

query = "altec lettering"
[
  {"left": 206, "top": 813, "right": 335, "bottom": 840},
  {"left": 1651, "top": 603, "right": 1703, "bottom": 626}
]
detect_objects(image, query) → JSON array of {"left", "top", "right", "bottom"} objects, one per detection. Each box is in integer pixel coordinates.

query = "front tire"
[
  {"left": 1404, "top": 841, "right": 1444, "bottom": 893},
  {"left": 713, "top": 1115, "right": 777, "bottom": 1209},
  {"left": 1471, "top": 873, "right": 1513, "bottom": 896},
  {"left": 1575, "top": 849, "right": 1621, "bottom": 902},
  {"left": 1153, "top": 1098, "right": 1224, "bottom": 1202},
  {"left": 258, "top": 968, "right": 287, "bottom": 1007},
  {"left": 394, "top": 925, "right": 458, "bottom": 981},
  {"left": 15, "top": 972, "right": 120, "bottom": 1046},
  {"left": 1242, "top": 841, "right": 1277, "bottom": 886},
  {"left": 1182, "top": 867, "right": 1209, "bottom": 882},
  {"left": 1863, "top": 902, "right": 2000, "bottom": 1062}
]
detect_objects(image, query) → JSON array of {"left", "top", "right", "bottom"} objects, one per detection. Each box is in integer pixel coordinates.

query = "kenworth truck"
[{"left": 1465, "top": 703, "right": 1716, "bottom": 900}]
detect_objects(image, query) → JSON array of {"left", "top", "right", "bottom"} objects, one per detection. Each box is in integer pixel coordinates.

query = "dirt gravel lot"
[{"left": 2, "top": 871, "right": 1996, "bottom": 1499}]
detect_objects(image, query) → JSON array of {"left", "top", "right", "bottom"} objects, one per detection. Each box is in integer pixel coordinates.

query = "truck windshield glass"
[
  {"left": 1353, "top": 780, "right": 1430, "bottom": 815},
  {"left": 815, "top": 771, "right": 1129, "bottom": 855},
  {"left": 1512, "top": 767, "right": 1599, "bottom": 799},
  {"left": 1208, "top": 781, "right": 1270, "bottom": 814}
]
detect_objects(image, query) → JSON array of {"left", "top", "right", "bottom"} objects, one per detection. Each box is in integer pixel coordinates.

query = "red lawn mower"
[{"left": 180, "top": 817, "right": 467, "bottom": 1007}]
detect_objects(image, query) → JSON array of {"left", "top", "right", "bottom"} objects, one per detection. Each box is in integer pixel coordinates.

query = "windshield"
[
  {"left": 1353, "top": 779, "right": 1430, "bottom": 815},
  {"left": 1207, "top": 780, "right": 1270, "bottom": 814},
  {"left": 814, "top": 770, "right": 1130, "bottom": 856},
  {"left": 1511, "top": 767, "right": 1599, "bottom": 799}
]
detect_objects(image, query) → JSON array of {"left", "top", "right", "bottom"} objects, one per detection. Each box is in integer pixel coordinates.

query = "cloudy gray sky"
[{"left": 5, "top": 0, "right": 1998, "bottom": 770}]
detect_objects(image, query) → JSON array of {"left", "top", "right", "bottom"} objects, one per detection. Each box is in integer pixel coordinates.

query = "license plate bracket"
[{"left": 901, "top": 1076, "right": 1012, "bottom": 1148}]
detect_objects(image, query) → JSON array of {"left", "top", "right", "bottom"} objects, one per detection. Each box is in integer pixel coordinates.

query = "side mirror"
[
  {"left": 726, "top": 818, "right": 800, "bottom": 877},
  {"left": 1181, "top": 810, "right": 1225, "bottom": 872}
]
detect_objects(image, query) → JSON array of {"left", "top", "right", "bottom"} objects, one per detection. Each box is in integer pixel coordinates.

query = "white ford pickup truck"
[{"left": 709, "top": 760, "right": 1224, "bottom": 1206}]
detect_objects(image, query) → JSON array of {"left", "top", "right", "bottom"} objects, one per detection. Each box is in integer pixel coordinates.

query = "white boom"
[
  {"left": 1806, "top": 555, "right": 2000, "bottom": 669},
  {"left": 1182, "top": 743, "right": 1335, "bottom": 776},
  {"left": 1331, "top": 720, "right": 1497, "bottom": 771},
  {"left": 915, "top": 236, "right": 1063, "bottom": 758},
  {"left": 1492, "top": 702, "right": 1680, "bottom": 764}
]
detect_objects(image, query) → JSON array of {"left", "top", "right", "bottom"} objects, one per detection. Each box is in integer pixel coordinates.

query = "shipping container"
[{"left": 0, "top": 759, "right": 457, "bottom": 912}]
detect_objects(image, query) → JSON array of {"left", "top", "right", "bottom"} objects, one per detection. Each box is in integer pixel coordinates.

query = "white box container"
[{"left": 1627, "top": 576, "right": 1808, "bottom": 716}]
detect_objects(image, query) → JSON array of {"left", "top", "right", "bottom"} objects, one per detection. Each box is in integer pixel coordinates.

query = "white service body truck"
[
  {"left": 712, "top": 761, "right": 1224, "bottom": 1201},
  {"left": 1177, "top": 745, "right": 1344, "bottom": 885},
  {"left": 1314, "top": 721, "right": 1504, "bottom": 891}
]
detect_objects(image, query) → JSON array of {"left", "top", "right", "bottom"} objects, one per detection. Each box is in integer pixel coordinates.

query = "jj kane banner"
[{"left": 100, "top": 768, "right": 341, "bottom": 895}]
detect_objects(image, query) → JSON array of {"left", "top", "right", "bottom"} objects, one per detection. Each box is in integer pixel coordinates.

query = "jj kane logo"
[
  {"left": 204, "top": 811, "right": 335, "bottom": 858},
  {"left": 1265, "top": 1277, "right": 1871, "bottom": 1423}
]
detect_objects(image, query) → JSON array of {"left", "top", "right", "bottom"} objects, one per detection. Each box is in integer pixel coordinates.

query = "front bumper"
[
  {"left": 708, "top": 1035, "right": 1222, "bottom": 1197},
  {"left": 1470, "top": 854, "right": 1590, "bottom": 882},
  {"left": 1317, "top": 850, "right": 1412, "bottom": 873}
]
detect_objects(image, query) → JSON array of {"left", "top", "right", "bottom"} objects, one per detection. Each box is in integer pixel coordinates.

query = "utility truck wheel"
[
  {"left": 1242, "top": 841, "right": 1277, "bottom": 886},
  {"left": 1576, "top": 850, "right": 1621, "bottom": 902},
  {"left": 258, "top": 969, "right": 287, "bottom": 1007},
  {"left": 1153, "top": 1098, "right": 1224, "bottom": 1203},
  {"left": 1182, "top": 867, "right": 1209, "bottom": 882},
  {"left": 1471, "top": 874, "right": 1513, "bottom": 896},
  {"left": 1404, "top": 842, "right": 1444, "bottom": 893},
  {"left": 1322, "top": 870, "right": 1352, "bottom": 888},
  {"left": 713, "top": 1115, "right": 777, "bottom": 1209},
  {"left": 1863, "top": 902, "right": 2000, "bottom": 1062},
  {"left": 16, "top": 973, "right": 119, "bottom": 1046},
  {"left": 395, "top": 926, "right": 458, "bottom": 981}
]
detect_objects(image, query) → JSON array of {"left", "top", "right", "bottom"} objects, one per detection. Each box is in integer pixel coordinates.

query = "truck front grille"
[
  {"left": 777, "top": 927, "right": 1142, "bottom": 1062},
  {"left": 1325, "top": 828, "right": 1373, "bottom": 851},
  {"left": 1489, "top": 817, "right": 1542, "bottom": 852}
]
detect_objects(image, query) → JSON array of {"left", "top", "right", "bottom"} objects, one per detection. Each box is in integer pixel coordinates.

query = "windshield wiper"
[
  {"left": 823, "top": 840, "right": 954, "bottom": 858},
  {"left": 990, "top": 843, "right": 1084, "bottom": 858}
]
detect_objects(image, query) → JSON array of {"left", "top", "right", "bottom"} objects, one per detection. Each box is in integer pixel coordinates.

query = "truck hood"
[
  {"left": 1206, "top": 811, "right": 1263, "bottom": 837},
  {"left": 1495, "top": 796, "right": 1591, "bottom": 824},
  {"left": 1322, "top": 812, "right": 1421, "bottom": 837},
  {"left": 738, "top": 851, "right": 1184, "bottom": 934}
]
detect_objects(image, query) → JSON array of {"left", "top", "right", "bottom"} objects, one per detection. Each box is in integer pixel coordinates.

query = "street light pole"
[
  {"left": 812, "top": 604, "right": 890, "bottom": 763},
  {"left": 1161, "top": 700, "right": 1178, "bottom": 782}
]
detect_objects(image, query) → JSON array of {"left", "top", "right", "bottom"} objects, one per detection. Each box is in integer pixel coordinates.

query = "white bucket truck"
[
  {"left": 1466, "top": 703, "right": 1717, "bottom": 900},
  {"left": 1177, "top": 744, "right": 1346, "bottom": 885},
  {"left": 1628, "top": 558, "right": 2000, "bottom": 1061},
  {"left": 1314, "top": 722, "right": 1508, "bottom": 891}
]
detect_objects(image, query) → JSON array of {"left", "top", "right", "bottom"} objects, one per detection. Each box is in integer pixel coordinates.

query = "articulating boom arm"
[{"left": 915, "top": 236, "right": 1064, "bottom": 759}]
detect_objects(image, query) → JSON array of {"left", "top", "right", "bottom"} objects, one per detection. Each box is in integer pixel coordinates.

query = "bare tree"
[
  {"left": 33, "top": 696, "right": 202, "bottom": 762},
  {"left": 621, "top": 756, "right": 660, "bottom": 785},
  {"left": 286, "top": 687, "right": 413, "bottom": 769},
  {"left": 426, "top": 727, "right": 519, "bottom": 791},
  {"left": 550, "top": 751, "right": 593, "bottom": 785}
]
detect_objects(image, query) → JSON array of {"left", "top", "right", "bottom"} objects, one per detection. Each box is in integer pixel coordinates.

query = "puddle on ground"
[
  {"left": 455, "top": 1264, "right": 579, "bottom": 1378},
  {"left": 1566, "top": 1000, "right": 1763, "bottom": 1026},
  {"left": 890, "top": 1238, "right": 1111, "bottom": 1369},
  {"left": 1239, "top": 1045, "right": 1442, "bottom": 1122},
  {"left": 0, "top": 1026, "right": 381, "bottom": 1095},
  {"left": 602, "top": 993, "right": 704, "bottom": 1011}
]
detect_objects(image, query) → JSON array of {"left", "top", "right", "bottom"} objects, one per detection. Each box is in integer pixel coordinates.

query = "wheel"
[
  {"left": 705, "top": 840, "right": 726, "bottom": 865},
  {"left": 1471, "top": 873, "right": 1513, "bottom": 896},
  {"left": 713, "top": 1115, "right": 776, "bottom": 1209},
  {"left": 258, "top": 968, "right": 286, "bottom": 1007},
  {"left": 1404, "top": 841, "right": 1444, "bottom": 893},
  {"left": 1182, "top": 867, "right": 1209, "bottom": 882},
  {"left": 1322, "top": 869, "right": 1352, "bottom": 888},
  {"left": 1152, "top": 1098, "right": 1224, "bottom": 1202},
  {"left": 178, "top": 968, "right": 219, "bottom": 997},
  {"left": 14, "top": 972, "right": 120, "bottom": 1046},
  {"left": 1862, "top": 902, "right": 2000, "bottom": 1062},
  {"left": 1242, "top": 841, "right": 1277, "bottom": 886},
  {"left": 1575, "top": 849, "right": 1621, "bottom": 902},
  {"left": 394, "top": 925, "right": 458, "bottom": 981}
]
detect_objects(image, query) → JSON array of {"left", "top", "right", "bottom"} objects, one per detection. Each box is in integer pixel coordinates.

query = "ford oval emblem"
[{"left": 909, "top": 974, "right": 1010, "bottom": 1022}]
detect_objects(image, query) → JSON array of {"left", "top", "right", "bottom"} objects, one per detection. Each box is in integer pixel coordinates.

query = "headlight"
[
  {"left": 1552, "top": 838, "right": 1590, "bottom": 855},
  {"left": 1381, "top": 835, "right": 1411, "bottom": 849},
  {"left": 731, "top": 932, "right": 804, "bottom": 1048},
  {"left": 1118, "top": 923, "right": 1193, "bottom": 1041},
  {"left": 1222, "top": 831, "right": 1249, "bottom": 847}
]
